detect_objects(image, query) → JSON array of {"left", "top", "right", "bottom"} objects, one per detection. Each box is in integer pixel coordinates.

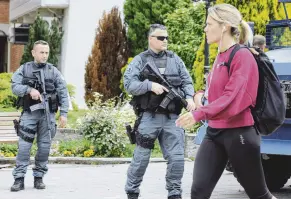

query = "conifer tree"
[
  {"left": 20, "top": 15, "right": 63, "bottom": 67},
  {"left": 20, "top": 15, "right": 49, "bottom": 64},
  {"left": 84, "top": 7, "right": 129, "bottom": 104},
  {"left": 48, "top": 18, "right": 64, "bottom": 68}
]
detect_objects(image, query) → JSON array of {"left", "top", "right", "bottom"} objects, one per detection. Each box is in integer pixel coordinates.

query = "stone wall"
[{"left": 184, "top": 133, "right": 199, "bottom": 159}]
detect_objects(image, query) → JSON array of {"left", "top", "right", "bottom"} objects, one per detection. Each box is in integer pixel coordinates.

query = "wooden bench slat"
[
  {"left": 0, "top": 121, "right": 14, "bottom": 125},
  {"left": 0, "top": 117, "right": 20, "bottom": 121},
  {"left": 0, "top": 129, "right": 16, "bottom": 133},
  {"left": 0, "top": 136, "right": 18, "bottom": 140},
  {"left": 0, "top": 112, "right": 21, "bottom": 143},
  {"left": 0, "top": 126, "right": 16, "bottom": 130},
  {"left": 0, "top": 134, "right": 16, "bottom": 137},
  {"left": 0, "top": 112, "right": 21, "bottom": 117},
  {"left": 0, "top": 132, "right": 17, "bottom": 135}
]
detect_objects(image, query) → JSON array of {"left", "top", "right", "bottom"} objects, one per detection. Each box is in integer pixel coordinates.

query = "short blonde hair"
[{"left": 208, "top": 4, "right": 253, "bottom": 45}]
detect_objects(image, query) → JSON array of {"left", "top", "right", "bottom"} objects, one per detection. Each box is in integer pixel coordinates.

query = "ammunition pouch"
[
  {"left": 45, "top": 79, "right": 56, "bottom": 94},
  {"left": 49, "top": 92, "right": 59, "bottom": 112},
  {"left": 16, "top": 93, "right": 59, "bottom": 113},
  {"left": 130, "top": 87, "right": 184, "bottom": 115},
  {"left": 22, "top": 77, "right": 55, "bottom": 94}
]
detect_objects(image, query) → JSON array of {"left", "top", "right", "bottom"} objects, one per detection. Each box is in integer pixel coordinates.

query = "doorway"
[{"left": 0, "top": 36, "right": 7, "bottom": 73}]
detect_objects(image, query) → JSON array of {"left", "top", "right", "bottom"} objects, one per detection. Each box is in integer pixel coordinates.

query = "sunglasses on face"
[{"left": 151, "top": 36, "right": 168, "bottom": 41}]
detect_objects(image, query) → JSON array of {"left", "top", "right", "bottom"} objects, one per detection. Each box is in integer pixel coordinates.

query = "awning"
[{"left": 10, "top": 0, "right": 69, "bottom": 23}]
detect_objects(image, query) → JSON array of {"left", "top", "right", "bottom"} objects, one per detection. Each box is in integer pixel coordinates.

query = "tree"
[
  {"left": 84, "top": 7, "right": 129, "bottom": 104},
  {"left": 20, "top": 15, "right": 63, "bottom": 67},
  {"left": 165, "top": 2, "right": 205, "bottom": 71},
  {"left": 216, "top": 0, "right": 291, "bottom": 35},
  {"left": 20, "top": 15, "right": 49, "bottom": 64},
  {"left": 124, "top": 0, "right": 192, "bottom": 56},
  {"left": 48, "top": 18, "right": 64, "bottom": 68}
]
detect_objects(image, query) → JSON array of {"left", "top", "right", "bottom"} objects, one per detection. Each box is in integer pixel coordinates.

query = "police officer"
[
  {"left": 124, "top": 24, "right": 195, "bottom": 199},
  {"left": 10, "top": 40, "right": 69, "bottom": 192}
]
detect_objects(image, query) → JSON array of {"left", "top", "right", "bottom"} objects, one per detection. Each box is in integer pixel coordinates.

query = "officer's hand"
[
  {"left": 151, "top": 82, "right": 169, "bottom": 95},
  {"left": 30, "top": 88, "right": 42, "bottom": 101},
  {"left": 186, "top": 98, "right": 196, "bottom": 111},
  {"left": 194, "top": 93, "right": 204, "bottom": 109},
  {"left": 176, "top": 112, "right": 197, "bottom": 129},
  {"left": 59, "top": 116, "right": 67, "bottom": 128}
]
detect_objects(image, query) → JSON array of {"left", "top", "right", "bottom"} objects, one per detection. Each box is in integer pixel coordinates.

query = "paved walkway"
[{"left": 0, "top": 162, "right": 290, "bottom": 199}]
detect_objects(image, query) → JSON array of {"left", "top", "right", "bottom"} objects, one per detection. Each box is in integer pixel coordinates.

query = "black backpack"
[{"left": 225, "top": 44, "right": 285, "bottom": 135}]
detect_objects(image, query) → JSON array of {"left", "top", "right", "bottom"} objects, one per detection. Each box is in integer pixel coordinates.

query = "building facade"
[{"left": 0, "top": 0, "right": 24, "bottom": 73}]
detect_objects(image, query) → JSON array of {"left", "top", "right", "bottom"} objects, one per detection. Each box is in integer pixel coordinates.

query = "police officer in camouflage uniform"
[
  {"left": 124, "top": 24, "right": 195, "bottom": 199},
  {"left": 10, "top": 40, "right": 69, "bottom": 192}
]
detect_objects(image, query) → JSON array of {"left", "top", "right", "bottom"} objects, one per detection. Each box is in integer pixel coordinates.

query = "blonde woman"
[{"left": 176, "top": 4, "right": 277, "bottom": 199}]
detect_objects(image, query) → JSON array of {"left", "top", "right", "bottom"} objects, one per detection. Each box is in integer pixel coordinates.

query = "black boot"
[
  {"left": 127, "top": 193, "right": 139, "bottom": 199},
  {"left": 34, "top": 177, "right": 46, "bottom": 189},
  {"left": 10, "top": 177, "right": 24, "bottom": 192},
  {"left": 168, "top": 195, "right": 182, "bottom": 199}
]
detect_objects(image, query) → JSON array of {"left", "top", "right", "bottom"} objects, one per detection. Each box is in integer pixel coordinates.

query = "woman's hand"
[{"left": 176, "top": 112, "right": 197, "bottom": 128}]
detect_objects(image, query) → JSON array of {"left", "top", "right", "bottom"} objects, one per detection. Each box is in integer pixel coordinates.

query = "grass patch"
[
  {"left": 123, "top": 141, "right": 163, "bottom": 158},
  {"left": 55, "top": 109, "right": 87, "bottom": 129}
]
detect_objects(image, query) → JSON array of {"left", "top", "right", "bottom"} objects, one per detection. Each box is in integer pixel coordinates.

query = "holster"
[
  {"left": 125, "top": 124, "right": 136, "bottom": 144},
  {"left": 49, "top": 93, "right": 59, "bottom": 112},
  {"left": 125, "top": 112, "right": 143, "bottom": 144},
  {"left": 13, "top": 119, "right": 20, "bottom": 136}
]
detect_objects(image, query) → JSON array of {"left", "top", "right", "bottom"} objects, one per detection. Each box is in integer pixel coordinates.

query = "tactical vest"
[
  {"left": 17, "top": 62, "right": 59, "bottom": 112},
  {"left": 130, "top": 50, "right": 185, "bottom": 115}
]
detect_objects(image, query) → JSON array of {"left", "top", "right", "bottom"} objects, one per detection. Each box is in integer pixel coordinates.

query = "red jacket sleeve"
[{"left": 193, "top": 48, "right": 258, "bottom": 122}]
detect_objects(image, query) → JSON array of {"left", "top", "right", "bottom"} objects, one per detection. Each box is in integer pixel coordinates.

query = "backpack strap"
[{"left": 224, "top": 44, "right": 243, "bottom": 74}]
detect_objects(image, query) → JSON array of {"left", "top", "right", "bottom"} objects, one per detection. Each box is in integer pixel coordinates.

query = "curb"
[{"left": 0, "top": 157, "right": 193, "bottom": 165}]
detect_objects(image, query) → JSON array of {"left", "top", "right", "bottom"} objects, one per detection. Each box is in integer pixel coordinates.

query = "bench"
[{"left": 0, "top": 112, "right": 21, "bottom": 143}]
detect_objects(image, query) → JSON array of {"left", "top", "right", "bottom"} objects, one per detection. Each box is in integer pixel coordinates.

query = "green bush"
[
  {"left": 0, "top": 143, "right": 18, "bottom": 157},
  {"left": 165, "top": 2, "right": 205, "bottom": 70},
  {"left": 77, "top": 92, "right": 136, "bottom": 157},
  {"left": 0, "top": 73, "right": 17, "bottom": 108},
  {"left": 124, "top": 0, "right": 192, "bottom": 56}
]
